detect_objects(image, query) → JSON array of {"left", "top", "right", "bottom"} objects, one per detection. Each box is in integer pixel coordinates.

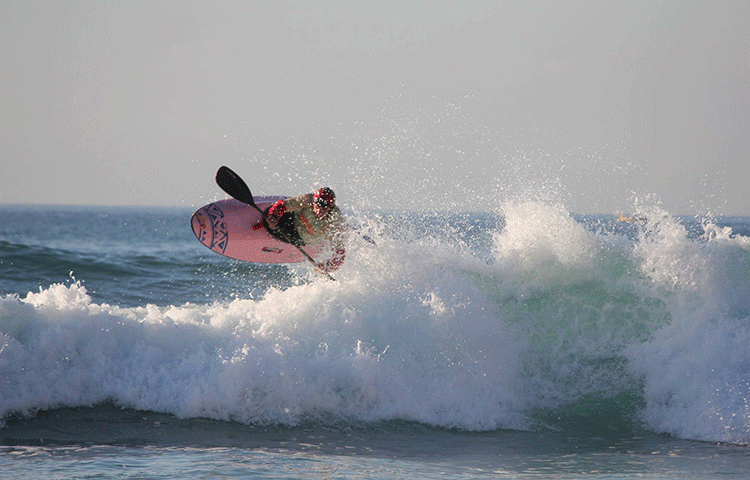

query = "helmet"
[{"left": 313, "top": 187, "right": 335, "bottom": 208}]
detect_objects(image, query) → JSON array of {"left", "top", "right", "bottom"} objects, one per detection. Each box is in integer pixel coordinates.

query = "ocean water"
[{"left": 1, "top": 202, "right": 749, "bottom": 478}]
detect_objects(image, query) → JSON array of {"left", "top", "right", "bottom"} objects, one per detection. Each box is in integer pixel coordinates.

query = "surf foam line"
[{"left": 0, "top": 272, "right": 526, "bottom": 431}]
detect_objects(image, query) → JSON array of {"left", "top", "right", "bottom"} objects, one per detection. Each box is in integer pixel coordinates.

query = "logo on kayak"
[
  {"left": 202, "top": 203, "right": 228, "bottom": 254},
  {"left": 262, "top": 246, "right": 284, "bottom": 253},
  {"left": 192, "top": 207, "right": 228, "bottom": 255}
]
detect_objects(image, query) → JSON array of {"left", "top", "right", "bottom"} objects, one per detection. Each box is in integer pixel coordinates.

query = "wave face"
[{"left": 1, "top": 203, "right": 749, "bottom": 444}]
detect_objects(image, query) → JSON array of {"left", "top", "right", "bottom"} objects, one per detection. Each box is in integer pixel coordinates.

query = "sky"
[{"left": 2, "top": 1, "right": 749, "bottom": 215}]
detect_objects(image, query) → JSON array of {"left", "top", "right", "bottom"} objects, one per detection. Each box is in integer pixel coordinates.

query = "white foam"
[
  {"left": 1, "top": 240, "right": 526, "bottom": 430},
  {"left": 626, "top": 209, "right": 750, "bottom": 444},
  {"left": 2, "top": 201, "right": 749, "bottom": 444}
]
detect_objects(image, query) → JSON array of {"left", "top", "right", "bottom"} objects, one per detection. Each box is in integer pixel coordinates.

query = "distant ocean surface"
[{"left": 2, "top": 202, "right": 749, "bottom": 478}]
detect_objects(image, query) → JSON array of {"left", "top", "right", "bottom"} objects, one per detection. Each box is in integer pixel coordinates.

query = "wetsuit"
[{"left": 266, "top": 193, "right": 346, "bottom": 271}]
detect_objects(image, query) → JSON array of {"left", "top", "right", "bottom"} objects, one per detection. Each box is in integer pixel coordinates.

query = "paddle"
[{"left": 215, "top": 166, "right": 336, "bottom": 281}]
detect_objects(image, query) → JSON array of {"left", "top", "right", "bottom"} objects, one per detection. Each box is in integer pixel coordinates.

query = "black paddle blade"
[{"left": 216, "top": 166, "right": 254, "bottom": 206}]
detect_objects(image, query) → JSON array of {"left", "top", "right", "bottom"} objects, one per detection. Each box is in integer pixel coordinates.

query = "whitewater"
[{"left": 1, "top": 200, "right": 749, "bottom": 478}]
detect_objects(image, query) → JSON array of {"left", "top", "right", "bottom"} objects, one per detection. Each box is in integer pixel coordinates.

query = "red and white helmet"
[{"left": 313, "top": 187, "right": 335, "bottom": 208}]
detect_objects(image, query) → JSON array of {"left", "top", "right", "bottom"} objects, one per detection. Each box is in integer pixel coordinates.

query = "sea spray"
[
  {"left": 626, "top": 208, "right": 750, "bottom": 444},
  {"left": 480, "top": 201, "right": 668, "bottom": 429}
]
